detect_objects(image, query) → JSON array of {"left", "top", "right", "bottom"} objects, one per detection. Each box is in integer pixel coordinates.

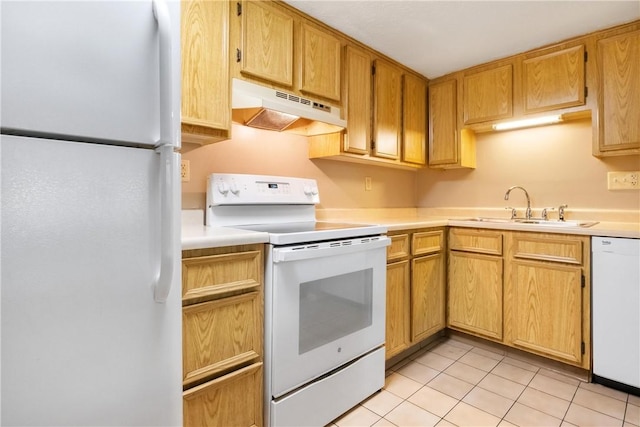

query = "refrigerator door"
[
  {"left": 1, "top": 0, "right": 181, "bottom": 149},
  {"left": 0, "top": 135, "right": 182, "bottom": 426}
]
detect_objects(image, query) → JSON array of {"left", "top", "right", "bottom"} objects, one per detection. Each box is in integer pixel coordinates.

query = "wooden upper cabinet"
[
  {"left": 596, "top": 29, "right": 640, "bottom": 155},
  {"left": 373, "top": 59, "right": 402, "bottom": 160},
  {"left": 181, "top": 0, "right": 230, "bottom": 144},
  {"left": 522, "top": 45, "right": 586, "bottom": 114},
  {"left": 428, "top": 79, "right": 458, "bottom": 166},
  {"left": 463, "top": 64, "right": 513, "bottom": 124},
  {"left": 299, "top": 23, "right": 341, "bottom": 101},
  {"left": 402, "top": 74, "right": 427, "bottom": 165},
  {"left": 240, "top": 1, "right": 294, "bottom": 87},
  {"left": 342, "top": 45, "right": 371, "bottom": 155}
]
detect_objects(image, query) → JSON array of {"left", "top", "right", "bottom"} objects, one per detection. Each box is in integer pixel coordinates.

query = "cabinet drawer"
[
  {"left": 182, "top": 292, "right": 262, "bottom": 388},
  {"left": 387, "top": 234, "right": 410, "bottom": 261},
  {"left": 511, "top": 234, "right": 583, "bottom": 265},
  {"left": 412, "top": 230, "right": 444, "bottom": 256},
  {"left": 182, "top": 249, "right": 262, "bottom": 304},
  {"left": 183, "top": 362, "right": 263, "bottom": 427},
  {"left": 449, "top": 228, "right": 503, "bottom": 255}
]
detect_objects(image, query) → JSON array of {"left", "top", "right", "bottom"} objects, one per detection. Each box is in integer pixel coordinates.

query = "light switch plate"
[
  {"left": 607, "top": 171, "right": 639, "bottom": 190},
  {"left": 365, "top": 177, "right": 372, "bottom": 191}
]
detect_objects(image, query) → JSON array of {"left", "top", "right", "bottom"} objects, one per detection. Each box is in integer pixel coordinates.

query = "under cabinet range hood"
[{"left": 231, "top": 78, "right": 346, "bottom": 136}]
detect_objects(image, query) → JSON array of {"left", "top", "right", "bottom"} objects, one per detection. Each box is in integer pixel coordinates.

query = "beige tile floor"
[{"left": 329, "top": 337, "right": 640, "bottom": 427}]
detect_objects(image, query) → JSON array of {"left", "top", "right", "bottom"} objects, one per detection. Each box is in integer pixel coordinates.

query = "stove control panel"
[{"left": 207, "top": 173, "right": 320, "bottom": 206}]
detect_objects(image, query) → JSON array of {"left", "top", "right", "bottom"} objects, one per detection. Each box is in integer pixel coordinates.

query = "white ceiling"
[{"left": 284, "top": 1, "right": 640, "bottom": 79}]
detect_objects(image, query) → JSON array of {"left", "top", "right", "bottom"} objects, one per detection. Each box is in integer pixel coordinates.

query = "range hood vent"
[{"left": 231, "top": 78, "right": 346, "bottom": 136}]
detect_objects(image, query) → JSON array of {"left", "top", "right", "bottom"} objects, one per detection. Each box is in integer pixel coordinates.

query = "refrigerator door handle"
[
  {"left": 153, "top": 0, "right": 177, "bottom": 303},
  {"left": 153, "top": 0, "right": 175, "bottom": 149},
  {"left": 154, "top": 145, "right": 177, "bottom": 303}
]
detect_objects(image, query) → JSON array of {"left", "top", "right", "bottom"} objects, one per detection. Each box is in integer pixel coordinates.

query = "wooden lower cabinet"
[
  {"left": 447, "top": 228, "right": 591, "bottom": 370},
  {"left": 508, "top": 260, "right": 583, "bottom": 364},
  {"left": 385, "top": 229, "right": 446, "bottom": 359},
  {"left": 504, "top": 232, "right": 590, "bottom": 369},
  {"left": 183, "top": 363, "right": 263, "bottom": 427},
  {"left": 386, "top": 259, "right": 411, "bottom": 358},
  {"left": 448, "top": 251, "right": 503, "bottom": 340},
  {"left": 448, "top": 228, "right": 504, "bottom": 341},
  {"left": 182, "top": 244, "right": 264, "bottom": 426},
  {"left": 411, "top": 252, "right": 445, "bottom": 341}
]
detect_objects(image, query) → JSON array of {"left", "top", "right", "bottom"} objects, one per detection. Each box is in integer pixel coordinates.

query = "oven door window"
[{"left": 299, "top": 269, "right": 373, "bottom": 354}]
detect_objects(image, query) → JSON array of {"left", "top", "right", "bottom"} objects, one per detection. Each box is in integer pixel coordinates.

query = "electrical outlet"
[
  {"left": 365, "top": 177, "right": 372, "bottom": 191},
  {"left": 607, "top": 171, "right": 639, "bottom": 190},
  {"left": 181, "top": 160, "right": 190, "bottom": 182}
]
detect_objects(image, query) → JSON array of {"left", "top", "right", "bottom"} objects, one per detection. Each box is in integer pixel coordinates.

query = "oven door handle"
[{"left": 272, "top": 236, "right": 391, "bottom": 263}]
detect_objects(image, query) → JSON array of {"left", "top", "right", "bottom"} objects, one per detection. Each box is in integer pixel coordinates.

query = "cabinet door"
[
  {"left": 299, "top": 23, "right": 341, "bottom": 101},
  {"left": 387, "top": 233, "right": 410, "bottom": 262},
  {"left": 386, "top": 260, "right": 410, "bottom": 359},
  {"left": 373, "top": 60, "right": 402, "bottom": 160},
  {"left": 411, "top": 253, "right": 445, "bottom": 342},
  {"left": 448, "top": 251, "right": 503, "bottom": 340},
  {"left": 182, "top": 292, "right": 262, "bottom": 388},
  {"left": 523, "top": 45, "right": 586, "bottom": 114},
  {"left": 343, "top": 46, "right": 371, "bottom": 155},
  {"left": 428, "top": 79, "right": 458, "bottom": 166},
  {"left": 241, "top": 1, "right": 293, "bottom": 87},
  {"left": 402, "top": 74, "right": 427, "bottom": 165},
  {"left": 183, "top": 363, "right": 263, "bottom": 427},
  {"left": 463, "top": 64, "right": 513, "bottom": 124},
  {"left": 182, "top": 249, "right": 262, "bottom": 305},
  {"left": 181, "top": 0, "right": 230, "bottom": 143},
  {"left": 597, "top": 30, "right": 640, "bottom": 154},
  {"left": 510, "top": 260, "right": 583, "bottom": 364}
]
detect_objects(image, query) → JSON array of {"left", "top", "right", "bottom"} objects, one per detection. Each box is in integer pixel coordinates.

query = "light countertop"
[
  {"left": 182, "top": 208, "right": 639, "bottom": 250},
  {"left": 181, "top": 210, "right": 269, "bottom": 250}
]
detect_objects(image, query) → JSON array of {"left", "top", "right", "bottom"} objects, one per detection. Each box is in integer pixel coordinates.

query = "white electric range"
[{"left": 206, "top": 173, "right": 390, "bottom": 427}]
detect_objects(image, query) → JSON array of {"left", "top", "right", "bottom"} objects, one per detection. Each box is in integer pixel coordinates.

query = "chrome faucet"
[
  {"left": 558, "top": 204, "right": 568, "bottom": 221},
  {"left": 504, "top": 186, "right": 532, "bottom": 219}
]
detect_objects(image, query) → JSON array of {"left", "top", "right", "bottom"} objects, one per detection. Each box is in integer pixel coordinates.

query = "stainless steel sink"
[
  {"left": 512, "top": 219, "right": 599, "bottom": 227},
  {"left": 452, "top": 217, "right": 598, "bottom": 228}
]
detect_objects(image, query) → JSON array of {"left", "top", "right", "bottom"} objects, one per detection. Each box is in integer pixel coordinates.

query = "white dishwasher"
[{"left": 592, "top": 236, "right": 640, "bottom": 394}]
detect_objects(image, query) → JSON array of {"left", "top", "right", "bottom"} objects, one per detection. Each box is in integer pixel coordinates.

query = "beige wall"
[
  {"left": 181, "top": 120, "right": 640, "bottom": 214},
  {"left": 181, "top": 124, "right": 417, "bottom": 210},
  {"left": 417, "top": 118, "right": 640, "bottom": 212}
]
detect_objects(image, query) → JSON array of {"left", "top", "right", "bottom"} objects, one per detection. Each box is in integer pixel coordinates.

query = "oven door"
[{"left": 268, "top": 235, "right": 390, "bottom": 398}]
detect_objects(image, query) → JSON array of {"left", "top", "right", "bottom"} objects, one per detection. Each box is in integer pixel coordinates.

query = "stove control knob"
[
  {"left": 304, "top": 185, "right": 318, "bottom": 196},
  {"left": 229, "top": 182, "right": 240, "bottom": 195},
  {"left": 217, "top": 182, "right": 229, "bottom": 195}
]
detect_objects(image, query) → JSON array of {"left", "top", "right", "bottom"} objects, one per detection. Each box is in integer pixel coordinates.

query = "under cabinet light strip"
[{"left": 492, "top": 114, "right": 563, "bottom": 131}]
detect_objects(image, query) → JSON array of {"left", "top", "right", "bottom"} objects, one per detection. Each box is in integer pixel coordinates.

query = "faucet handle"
[
  {"left": 505, "top": 206, "right": 517, "bottom": 219},
  {"left": 558, "top": 204, "right": 568, "bottom": 221},
  {"left": 541, "top": 207, "right": 555, "bottom": 221}
]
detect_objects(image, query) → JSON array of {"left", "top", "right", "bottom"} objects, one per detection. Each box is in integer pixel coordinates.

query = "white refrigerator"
[{"left": 1, "top": 1, "right": 182, "bottom": 425}]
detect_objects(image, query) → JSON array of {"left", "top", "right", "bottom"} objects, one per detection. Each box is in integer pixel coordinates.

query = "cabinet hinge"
[
  {"left": 581, "top": 274, "right": 585, "bottom": 288},
  {"left": 236, "top": 48, "right": 242, "bottom": 63},
  {"left": 581, "top": 341, "right": 586, "bottom": 354},
  {"left": 584, "top": 51, "right": 588, "bottom": 62},
  {"left": 236, "top": 2, "right": 242, "bottom": 16},
  {"left": 371, "top": 140, "right": 376, "bottom": 150},
  {"left": 371, "top": 65, "right": 376, "bottom": 75},
  {"left": 584, "top": 87, "right": 588, "bottom": 98}
]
